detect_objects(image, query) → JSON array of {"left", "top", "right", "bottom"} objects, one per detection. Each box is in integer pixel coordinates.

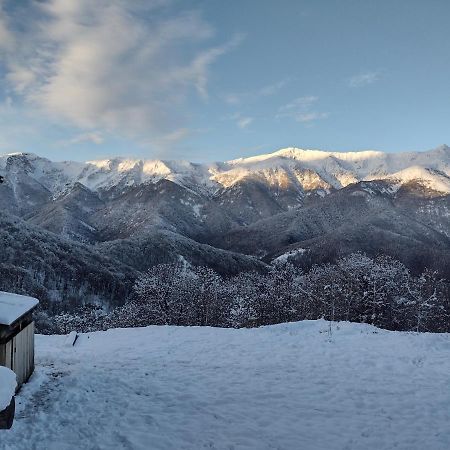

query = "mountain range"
[{"left": 1, "top": 145, "right": 449, "bottom": 310}]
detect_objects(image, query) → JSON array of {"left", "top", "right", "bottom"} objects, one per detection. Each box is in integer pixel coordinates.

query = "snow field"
[{"left": 1, "top": 320, "right": 450, "bottom": 450}]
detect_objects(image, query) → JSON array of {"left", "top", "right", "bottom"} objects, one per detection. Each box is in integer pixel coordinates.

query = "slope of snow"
[
  {"left": 0, "top": 152, "right": 85, "bottom": 194},
  {"left": 383, "top": 166, "right": 450, "bottom": 193},
  {"left": 0, "top": 367, "right": 16, "bottom": 411},
  {"left": 221, "top": 145, "right": 450, "bottom": 191},
  {"left": 1, "top": 145, "right": 449, "bottom": 196},
  {"left": 272, "top": 247, "right": 307, "bottom": 263},
  {"left": 3, "top": 320, "right": 450, "bottom": 450}
]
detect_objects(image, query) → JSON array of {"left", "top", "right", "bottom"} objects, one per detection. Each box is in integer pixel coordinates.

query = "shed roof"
[{"left": 0, "top": 291, "right": 39, "bottom": 326}]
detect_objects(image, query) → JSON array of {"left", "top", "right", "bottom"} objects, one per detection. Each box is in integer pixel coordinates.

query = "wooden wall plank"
[{"left": 3, "top": 322, "right": 35, "bottom": 387}]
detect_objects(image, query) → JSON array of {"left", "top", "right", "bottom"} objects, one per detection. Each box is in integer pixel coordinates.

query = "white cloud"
[
  {"left": 237, "top": 117, "right": 253, "bottom": 129},
  {"left": 228, "top": 112, "right": 254, "bottom": 129},
  {"left": 139, "top": 126, "right": 208, "bottom": 153},
  {"left": 348, "top": 71, "right": 381, "bottom": 87},
  {"left": 223, "top": 93, "right": 241, "bottom": 105},
  {"left": 157, "top": 128, "right": 192, "bottom": 145},
  {"left": 295, "top": 112, "right": 329, "bottom": 123},
  {"left": 64, "top": 132, "right": 104, "bottom": 146},
  {"left": 258, "top": 79, "right": 289, "bottom": 97},
  {"left": 0, "top": 0, "right": 239, "bottom": 144},
  {"left": 277, "top": 96, "right": 328, "bottom": 124},
  {"left": 223, "top": 78, "right": 289, "bottom": 105},
  {"left": 279, "top": 96, "right": 318, "bottom": 113}
]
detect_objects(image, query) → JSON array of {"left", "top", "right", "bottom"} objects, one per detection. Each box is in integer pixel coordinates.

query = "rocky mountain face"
[{"left": 0, "top": 146, "right": 449, "bottom": 309}]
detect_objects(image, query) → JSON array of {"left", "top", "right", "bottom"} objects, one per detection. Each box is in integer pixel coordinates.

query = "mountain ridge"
[{"left": 1, "top": 145, "right": 449, "bottom": 197}]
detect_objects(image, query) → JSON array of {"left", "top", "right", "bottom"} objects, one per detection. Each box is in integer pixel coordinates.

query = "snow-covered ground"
[{"left": 2, "top": 320, "right": 450, "bottom": 450}]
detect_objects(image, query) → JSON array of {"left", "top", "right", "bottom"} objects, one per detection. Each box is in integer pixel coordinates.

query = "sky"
[{"left": 0, "top": 0, "right": 450, "bottom": 162}]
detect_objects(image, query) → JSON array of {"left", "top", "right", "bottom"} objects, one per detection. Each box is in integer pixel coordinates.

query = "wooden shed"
[{"left": 0, "top": 291, "right": 39, "bottom": 389}]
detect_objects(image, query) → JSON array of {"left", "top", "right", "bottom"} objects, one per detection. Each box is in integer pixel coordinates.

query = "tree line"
[{"left": 38, "top": 253, "right": 450, "bottom": 334}]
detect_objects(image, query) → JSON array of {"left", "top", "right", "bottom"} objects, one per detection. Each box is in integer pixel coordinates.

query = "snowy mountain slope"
[
  {"left": 1, "top": 145, "right": 449, "bottom": 200},
  {"left": 0, "top": 213, "right": 138, "bottom": 308},
  {"left": 96, "top": 229, "right": 267, "bottom": 276},
  {"left": 0, "top": 209, "right": 264, "bottom": 313},
  {"left": 394, "top": 182, "right": 450, "bottom": 238},
  {"left": 0, "top": 152, "right": 215, "bottom": 199},
  {"left": 214, "top": 144, "right": 450, "bottom": 192},
  {"left": 215, "top": 180, "right": 450, "bottom": 277},
  {"left": 0, "top": 152, "right": 84, "bottom": 198},
  {"left": 89, "top": 179, "right": 236, "bottom": 241},
  {"left": 25, "top": 183, "right": 105, "bottom": 243},
  {"left": 1, "top": 145, "right": 448, "bottom": 239},
  {"left": 3, "top": 320, "right": 450, "bottom": 450}
]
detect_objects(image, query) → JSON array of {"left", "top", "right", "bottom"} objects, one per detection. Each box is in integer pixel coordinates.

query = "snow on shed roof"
[{"left": 0, "top": 291, "right": 39, "bottom": 326}]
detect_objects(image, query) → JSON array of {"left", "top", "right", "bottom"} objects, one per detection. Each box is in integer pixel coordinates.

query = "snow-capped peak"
[
  {"left": 214, "top": 146, "right": 450, "bottom": 192},
  {"left": 1, "top": 145, "right": 449, "bottom": 195}
]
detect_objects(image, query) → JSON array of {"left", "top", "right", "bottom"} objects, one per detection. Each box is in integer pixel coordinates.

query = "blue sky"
[{"left": 0, "top": 0, "right": 449, "bottom": 162}]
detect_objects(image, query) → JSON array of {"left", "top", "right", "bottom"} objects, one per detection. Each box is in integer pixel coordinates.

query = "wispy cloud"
[
  {"left": 223, "top": 78, "right": 290, "bottom": 105},
  {"left": 156, "top": 128, "right": 193, "bottom": 146},
  {"left": 0, "top": 0, "right": 240, "bottom": 146},
  {"left": 294, "top": 112, "right": 329, "bottom": 123},
  {"left": 228, "top": 113, "right": 254, "bottom": 129},
  {"left": 223, "top": 93, "right": 242, "bottom": 106},
  {"left": 62, "top": 132, "right": 104, "bottom": 146},
  {"left": 140, "top": 126, "right": 208, "bottom": 159},
  {"left": 257, "top": 79, "right": 289, "bottom": 97},
  {"left": 276, "top": 96, "right": 328, "bottom": 124},
  {"left": 348, "top": 71, "right": 381, "bottom": 88},
  {"left": 279, "top": 96, "right": 318, "bottom": 112},
  {"left": 237, "top": 116, "right": 253, "bottom": 129}
]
